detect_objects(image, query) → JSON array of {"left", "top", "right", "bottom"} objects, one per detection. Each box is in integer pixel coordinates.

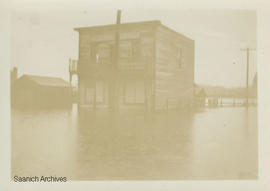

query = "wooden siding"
[
  {"left": 78, "top": 25, "right": 156, "bottom": 68},
  {"left": 76, "top": 21, "right": 194, "bottom": 110},
  {"left": 11, "top": 78, "right": 72, "bottom": 108},
  {"left": 77, "top": 24, "right": 156, "bottom": 109},
  {"left": 78, "top": 79, "right": 148, "bottom": 109},
  {"left": 155, "top": 26, "right": 194, "bottom": 110}
]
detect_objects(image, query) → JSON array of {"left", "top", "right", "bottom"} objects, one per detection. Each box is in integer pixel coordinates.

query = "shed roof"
[
  {"left": 194, "top": 87, "right": 206, "bottom": 97},
  {"left": 19, "top": 75, "right": 70, "bottom": 87}
]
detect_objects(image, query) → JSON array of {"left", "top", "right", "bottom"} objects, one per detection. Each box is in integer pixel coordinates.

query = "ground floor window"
[
  {"left": 124, "top": 81, "right": 145, "bottom": 104},
  {"left": 85, "top": 87, "right": 93, "bottom": 104},
  {"left": 81, "top": 80, "right": 105, "bottom": 104},
  {"left": 95, "top": 81, "right": 105, "bottom": 103}
]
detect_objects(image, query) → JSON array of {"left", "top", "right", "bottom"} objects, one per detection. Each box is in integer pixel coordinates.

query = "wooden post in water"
[
  {"left": 220, "top": 97, "right": 223, "bottom": 106},
  {"left": 246, "top": 48, "right": 249, "bottom": 107},
  {"left": 241, "top": 48, "right": 255, "bottom": 107},
  {"left": 115, "top": 10, "right": 121, "bottom": 113}
]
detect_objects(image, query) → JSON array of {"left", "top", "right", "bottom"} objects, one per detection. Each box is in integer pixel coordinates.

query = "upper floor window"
[
  {"left": 132, "top": 40, "right": 141, "bottom": 60},
  {"left": 119, "top": 41, "right": 132, "bottom": 61},
  {"left": 97, "top": 43, "right": 112, "bottom": 65},
  {"left": 119, "top": 40, "right": 141, "bottom": 67},
  {"left": 89, "top": 45, "right": 97, "bottom": 64},
  {"left": 90, "top": 43, "right": 112, "bottom": 65},
  {"left": 177, "top": 48, "right": 183, "bottom": 68},
  {"left": 89, "top": 40, "right": 141, "bottom": 65}
]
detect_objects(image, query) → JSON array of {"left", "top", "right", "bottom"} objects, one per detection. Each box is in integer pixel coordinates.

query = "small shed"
[
  {"left": 194, "top": 88, "right": 206, "bottom": 107},
  {"left": 11, "top": 75, "right": 72, "bottom": 108}
]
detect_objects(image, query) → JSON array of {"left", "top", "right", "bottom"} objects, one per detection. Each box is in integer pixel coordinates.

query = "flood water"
[{"left": 11, "top": 105, "right": 258, "bottom": 180}]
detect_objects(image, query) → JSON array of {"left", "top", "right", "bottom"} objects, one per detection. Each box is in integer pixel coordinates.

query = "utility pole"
[
  {"left": 115, "top": 10, "right": 121, "bottom": 113},
  {"left": 240, "top": 48, "right": 255, "bottom": 107},
  {"left": 115, "top": 10, "right": 121, "bottom": 69},
  {"left": 109, "top": 10, "right": 121, "bottom": 114}
]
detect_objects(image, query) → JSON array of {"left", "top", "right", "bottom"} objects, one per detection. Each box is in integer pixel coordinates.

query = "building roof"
[
  {"left": 19, "top": 75, "right": 70, "bottom": 87},
  {"left": 74, "top": 20, "right": 193, "bottom": 41},
  {"left": 74, "top": 20, "right": 161, "bottom": 31}
]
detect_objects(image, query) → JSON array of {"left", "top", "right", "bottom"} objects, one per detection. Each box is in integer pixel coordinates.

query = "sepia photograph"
[{"left": 9, "top": 8, "right": 258, "bottom": 181}]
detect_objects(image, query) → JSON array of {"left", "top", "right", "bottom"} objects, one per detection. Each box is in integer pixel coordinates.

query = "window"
[
  {"left": 125, "top": 82, "right": 135, "bottom": 103},
  {"left": 141, "top": 37, "right": 153, "bottom": 59},
  {"left": 89, "top": 40, "right": 141, "bottom": 67},
  {"left": 96, "top": 81, "right": 105, "bottom": 103},
  {"left": 83, "top": 82, "right": 105, "bottom": 104},
  {"left": 132, "top": 40, "right": 140, "bottom": 61},
  {"left": 119, "top": 41, "right": 132, "bottom": 60},
  {"left": 90, "top": 43, "right": 112, "bottom": 65},
  {"left": 135, "top": 82, "right": 145, "bottom": 103},
  {"left": 124, "top": 81, "right": 145, "bottom": 104},
  {"left": 177, "top": 48, "right": 183, "bottom": 68},
  {"left": 90, "top": 45, "right": 98, "bottom": 64},
  {"left": 97, "top": 44, "right": 112, "bottom": 65},
  {"left": 85, "top": 87, "right": 94, "bottom": 104}
]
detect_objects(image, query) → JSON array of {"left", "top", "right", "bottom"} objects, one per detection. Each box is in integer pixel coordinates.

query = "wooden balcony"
[
  {"left": 69, "top": 59, "right": 78, "bottom": 74},
  {"left": 78, "top": 61, "right": 153, "bottom": 79}
]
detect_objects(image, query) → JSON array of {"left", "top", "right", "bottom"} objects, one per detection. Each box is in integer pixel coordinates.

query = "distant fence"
[{"left": 198, "top": 97, "right": 257, "bottom": 107}]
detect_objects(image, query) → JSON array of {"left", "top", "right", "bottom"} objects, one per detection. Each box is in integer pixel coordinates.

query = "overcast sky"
[{"left": 10, "top": 8, "right": 256, "bottom": 87}]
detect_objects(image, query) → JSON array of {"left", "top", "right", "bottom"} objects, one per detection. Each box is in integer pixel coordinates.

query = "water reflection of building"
[
  {"left": 73, "top": 20, "right": 194, "bottom": 111},
  {"left": 11, "top": 74, "right": 72, "bottom": 108},
  {"left": 74, "top": 108, "right": 194, "bottom": 179}
]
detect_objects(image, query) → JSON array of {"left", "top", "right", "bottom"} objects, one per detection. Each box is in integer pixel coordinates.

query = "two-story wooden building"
[{"left": 74, "top": 20, "right": 194, "bottom": 111}]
